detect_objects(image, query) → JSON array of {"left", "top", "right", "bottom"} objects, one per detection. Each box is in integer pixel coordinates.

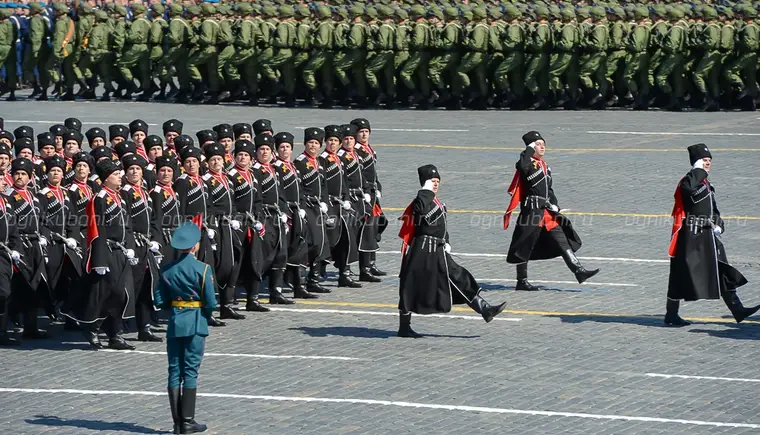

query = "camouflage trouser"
[
  {"left": 693, "top": 50, "right": 721, "bottom": 98},
  {"left": 398, "top": 50, "right": 430, "bottom": 97},
  {"left": 453, "top": 51, "right": 487, "bottom": 98},
  {"left": 724, "top": 51, "right": 758, "bottom": 97},
  {"left": 365, "top": 50, "right": 395, "bottom": 97},
  {"left": 302, "top": 49, "right": 333, "bottom": 96},
  {"left": 187, "top": 46, "right": 219, "bottom": 92},
  {"left": 524, "top": 51, "right": 549, "bottom": 97},
  {"left": 655, "top": 53, "right": 684, "bottom": 97},
  {"left": 493, "top": 51, "right": 525, "bottom": 97},
  {"left": 623, "top": 51, "right": 650, "bottom": 96},
  {"left": 428, "top": 51, "right": 460, "bottom": 90},
  {"left": 162, "top": 47, "right": 189, "bottom": 90},
  {"left": 118, "top": 44, "right": 151, "bottom": 90}
]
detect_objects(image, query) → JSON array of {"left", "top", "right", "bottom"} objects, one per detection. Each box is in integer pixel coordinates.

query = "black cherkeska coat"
[
  {"left": 506, "top": 146, "right": 581, "bottom": 264},
  {"left": 398, "top": 189, "right": 480, "bottom": 315},
  {"left": 667, "top": 168, "right": 747, "bottom": 301}
]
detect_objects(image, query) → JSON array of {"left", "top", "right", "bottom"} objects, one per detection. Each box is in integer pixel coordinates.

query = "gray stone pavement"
[{"left": 1, "top": 102, "right": 760, "bottom": 434}]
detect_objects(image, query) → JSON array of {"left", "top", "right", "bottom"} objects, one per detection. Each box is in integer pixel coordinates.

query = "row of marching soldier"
[{"left": 0, "top": 116, "right": 388, "bottom": 349}]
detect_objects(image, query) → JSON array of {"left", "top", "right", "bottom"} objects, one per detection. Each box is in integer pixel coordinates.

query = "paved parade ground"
[{"left": 1, "top": 101, "right": 760, "bottom": 434}]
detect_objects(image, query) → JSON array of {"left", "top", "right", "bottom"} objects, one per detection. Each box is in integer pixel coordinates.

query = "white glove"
[
  {"left": 279, "top": 213, "right": 288, "bottom": 223},
  {"left": 422, "top": 179, "right": 435, "bottom": 191},
  {"left": 94, "top": 267, "right": 108, "bottom": 275},
  {"left": 149, "top": 241, "right": 160, "bottom": 253},
  {"left": 125, "top": 249, "right": 135, "bottom": 260},
  {"left": 211, "top": 244, "right": 217, "bottom": 251},
  {"left": 65, "top": 238, "right": 78, "bottom": 249},
  {"left": 548, "top": 204, "right": 559, "bottom": 213},
  {"left": 39, "top": 237, "right": 48, "bottom": 248},
  {"left": 129, "top": 257, "right": 139, "bottom": 266},
  {"left": 207, "top": 229, "right": 216, "bottom": 239},
  {"left": 713, "top": 226, "right": 723, "bottom": 235},
  {"left": 230, "top": 220, "right": 241, "bottom": 231},
  {"left": 693, "top": 159, "right": 706, "bottom": 171},
  {"left": 155, "top": 256, "right": 163, "bottom": 265},
  {"left": 363, "top": 193, "right": 371, "bottom": 203},
  {"left": 376, "top": 191, "right": 381, "bottom": 200},
  {"left": 444, "top": 243, "right": 451, "bottom": 253},
  {"left": 299, "top": 208, "right": 307, "bottom": 219},
  {"left": 10, "top": 250, "right": 21, "bottom": 263},
  {"left": 254, "top": 222, "right": 263, "bottom": 232},
  {"left": 319, "top": 202, "right": 328, "bottom": 214},
  {"left": 342, "top": 201, "right": 351, "bottom": 210}
]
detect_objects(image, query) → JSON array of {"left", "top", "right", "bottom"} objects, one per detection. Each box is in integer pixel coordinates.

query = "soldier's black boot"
[
  {"left": 291, "top": 266, "right": 318, "bottom": 299},
  {"left": 560, "top": 249, "right": 600, "bottom": 284},
  {"left": 83, "top": 329, "right": 103, "bottom": 349},
  {"left": 76, "top": 77, "right": 91, "bottom": 97},
  {"left": 29, "top": 82, "right": 41, "bottom": 98},
  {"left": 468, "top": 295, "right": 507, "bottom": 323},
  {"left": 108, "top": 333, "right": 136, "bottom": 350},
  {"left": 397, "top": 311, "right": 423, "bottom": 338},
  {"left": 338, "top": 264, "right": 362, "bottom": 288},
  {"left": 515, "top": 262, "right": 541, "bottom": 291},
  {"left": 359, "top": 253, "right": 381, "bottom": 283},
  {"left": 179, "top": 388, "right": 207, "bottom": 434},
  {"left": 36, "top": 88, "right": 49, "bottom": 101},
  {"left": 306, "top": 265, "right": 330, "bottom": 293},
  {"left": 207, "top": 315, "right": 226, "bottom": 327},
  {"left": 664, "top": 299, "right": 691, "bottom": 327},
  {"left": 6, "top": 90, "right": 16, "bottom": 101},
  {"left": 168, "top": 387, "right": 181, "bottom": 434},
  {"left": 22, "top": 310, "right": 50, "bottom": 339},
  {"left": 268, "top": 270, "right": 295, "bottom": 305},
  {"left": 219, "top": 284, "right": 246, "bottom": 320},
  {"left": 0, "top": 302, "right": 20, "bottom": 346},
  {"left": 245, "top": 280, "right": 269, "bottom": 312},
  {"left": 138, "top": 326, "right": 163, "bottom": 342},
  {"left": 367, "top": 253, "right": 386, "bottom": 276},
  {"left": 722, "top": 291, "right": 760, "bottom": 323}
]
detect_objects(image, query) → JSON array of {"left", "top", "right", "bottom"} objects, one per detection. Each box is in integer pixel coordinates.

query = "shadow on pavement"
[
  {"left": 546, "top": 314, "right": 739, "bottom": 328},
  {"left": 25, "top": 415, "right": 167, "bottom": 434},
  {"left": 290, "top": 326, "right": 479, "bottom": 339},
  {"left": 689, "top": 324, "right": 760, "bottom": 340}
]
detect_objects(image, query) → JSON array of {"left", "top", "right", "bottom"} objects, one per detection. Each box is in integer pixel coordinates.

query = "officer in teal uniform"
[{"left": 153, "top": 222, "right": 216, "bottom": 434}]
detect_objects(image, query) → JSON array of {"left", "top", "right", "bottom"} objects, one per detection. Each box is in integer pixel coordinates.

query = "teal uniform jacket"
[{"left": 153, "top": 253, "right": 218, "bottom": 338}]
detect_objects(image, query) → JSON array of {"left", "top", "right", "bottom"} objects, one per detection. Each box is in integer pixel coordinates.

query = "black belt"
[{"left": 685, "top": 215, "right": 712, "bottom": 227}]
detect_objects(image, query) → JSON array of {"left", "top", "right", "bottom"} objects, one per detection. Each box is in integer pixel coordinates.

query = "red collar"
[
  {"left": 102, "top": 186, "right": 122, "bottom": 206},
  {"left": 75, "top": 179, "right": 94, "bottom": 198},
  {"left": 13, "top": 187, "right": 33, "bottom": 204}
]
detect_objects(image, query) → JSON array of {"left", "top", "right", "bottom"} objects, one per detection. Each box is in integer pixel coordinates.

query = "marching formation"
[
  {"left": 0, "top": 1, "right": 759, "bottom": 110},
  {"left": 0, "top": 116, "right": 397, "bottom": 350}
]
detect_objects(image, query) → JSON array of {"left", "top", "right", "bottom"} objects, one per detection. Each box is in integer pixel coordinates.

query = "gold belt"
[{"left": 171, "top": 301, "right": 202, "bottom": 308}]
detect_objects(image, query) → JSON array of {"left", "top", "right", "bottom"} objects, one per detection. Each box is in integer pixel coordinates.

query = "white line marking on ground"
[
  {"left": 645, "top": 373, "right": 760, "bottom": 383},
  {"left": 267, "top": 307, "right": 521, "bottom": 322},
  {"left": 3, "top": 119, "right": 159, "bottom": 126},
  {"left": 377, "top": 250, "right": 669, "bottom": 264},
  {"left": 92, "top": 349, "right": 362, "bottom": 361},
  {"left": 294, "top": 126, "right": 469, "bottom": 132},
  {"left": 587, "top": 130, "right": 760, "bottom": 137},
  {"left": 1, "top": 388, "right": 758, "bottom": 429}
]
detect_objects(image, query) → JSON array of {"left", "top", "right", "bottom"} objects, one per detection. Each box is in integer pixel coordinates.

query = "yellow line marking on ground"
[
  {"left": 251, "top": 300, "right": 757, "bottom": 325},
  {"left": 380, "top": 207, "right": 760, "bottom": 220},
  {"left": 372, "top": 144, "right": 760, "bottom": 152}
]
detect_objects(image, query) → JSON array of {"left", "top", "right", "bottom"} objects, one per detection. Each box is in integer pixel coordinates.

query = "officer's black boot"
[
  {"left": 168, "top": 387, "right": 182, "bottom": 434},
  {"left": 560, "top": 249, "right": 600, "bottom": 284},
  {"left": 515, "top": 262, "right": 541, "bottom": 291},
  {"left": 306, "top": 265, "right": 330, "bottom": 293},
  {"left": 6, "top": 90, "right": 16, "bottom": 101},
  {"left": 268, "top": 270, "right": 295, "bottom": 305},
  {"left": 291, "top": 266, "right": 318, "bottom": 299},
  {"left": 244, "top": 279, "right": 270, "bottom": 312},
  {"left": 219, "top": 284, "right": 246, "bottom": 320},
  {"left": 22, "top": 309, "right": 49, "bottom": 339},
  {"left": 138, "top": 325, "right": 163, "bottom": 342},
  {"left": 467, "top": 295, "right": 507, "bottom": 323},
  {"left": 664, "top": 299, "right": 691, "bottom": 327},
  {"left": 397, "top": 311, "right": 423, "bottom": 338},
  {"left": 76, "top": 77, "right": 91, "bottom": 97},
  {"left": 722, "top": 291, "right": 760, "bottom": 323},
  {"left": 359, "top": 253, "right": 381, "bottom": 283},
  {"left": 83, "top": 327, "right": 103, "bottom": 349},
  {"left": 0, "top": 301, "right": 20, "bottom": 346},
  {"left": 179, "top": 388, "right": 207, "bottom": 434},
  {"left": 367, "top": 252, "right": 386, "bottom": 276},
  {"left": 338, "top": 262, "right": 362, "bottom": 288},
  {"left": 207, "top": 315, "right": 226, "bottom": 327},
  {"left": 29, "top": 82, "right": 41, "bottom": 98},
  {"left": 36, "top": 88, "right": 49, "bottom": 101},
  {"left": 108, "top": 333, "right": 136, "bottom": 350}
]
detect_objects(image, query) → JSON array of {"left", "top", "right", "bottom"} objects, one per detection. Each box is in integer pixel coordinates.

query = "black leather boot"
[
  {"left": 664, "top": 299, "right": 691, "bottom": 327},
  {"left": 515, "top": 263, "right": 541, "bottom": 291},
  {"left": 359, "top": 253, "right": 381, "bottom": 283},
  {"left": 245, "top": 280, "right": 270, "bottom": 312},
  {"left": 138, "top": 327, "right": 163, "bottom": 342},
  {"left": 207, "top": 316, "right": 226, "bottom": 327},
  {"left": 560, "top": 249, "right": 600, "bottom": 284},
  {"left": 722, "top": 291, "right": 760, "bottom": 323},
  {"left": 108, "top": 333, "right": 136, "bottom": 350},
  {"left": 168, "top": 387, "right": 181, "bottom": 434},
  {"left": 397, "top": 312, "right": 423, "bottom": 338},
  {"left": 0, "top": 304, "right": 19, "bottom": 346},
  {"left": 84, "top": 330, "right": 103, "bottom": 349},
  {"left": 368, "top": 253, "right": 387, "bottom": 276},
  {"left": 291, "top": 267, "right": 318, "bottom": 299},
  {"left": 306, "top": 265, "right": 330, "bottom": 293},
  {"left": 22, "top": 310, "right": 49, "bottom": 339},
  {"left": 338, "top": 268, "right": 362, "bottom": 288},
  {"left": 468, "top": 295, "right": 507, "bottom": 323},
  {"left": 180, "top": 388, "right": 207, "bottom": 434},
  {"left": 220, "top": 304, "right": 246, "bottom": 320},
  {"left": 268, "top": 270, "right": 295, "bottom": 305}
]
